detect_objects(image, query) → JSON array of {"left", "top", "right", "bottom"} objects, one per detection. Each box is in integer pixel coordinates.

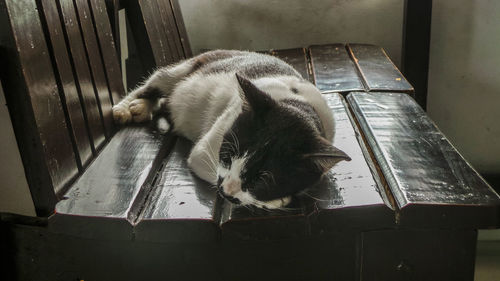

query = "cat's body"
[{"left": 113, "top": 50, "right": 350, "bottom": 209}]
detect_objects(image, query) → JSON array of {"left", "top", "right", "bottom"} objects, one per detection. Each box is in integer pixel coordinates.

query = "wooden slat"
[
  {"left": 269, "top": 48, "right": 311, "bottom": 83},
  {"left": 307, "top": 93, "right": 394, "bottom": 231},
  {"left": 138, "top": 0, "right": 174, "bottom": 66},
  {"left": 135, "top": 138, "right": 218, "bottom": 243},
  {"left": 39, "top": 0, "right": 92, "bottom": 168},
  {"left": 0, "top": 0, "right": 79, "bottom": 215},
  {"left": 74, "top": 0, "right": 114, "bottom": 137},
  {"left": 163, "top": 0, "right": 186, "bottom": 59},
  {"left": 348, "top": 44, "right": 414, "bottom": 92},
  {"left": 58, "top": 0, "right": 106, "bottom": 149},
  {"left": 155, "top": 0, "right": 182, "bottom": 61},
  {"left": 348, "top": 92, "right": 500, "bottom": 228},
  {"left": 89, "top": 0, "right": 125, "bottom": 104},
  {"left": 309, "top": 44, "right": 365, "bottom": 93},
  {"left": 52, "top": 126, "right": 171, "bottom": 239},
  {"left": 170, "top": 0, "right": 192, "bottom": 57}
]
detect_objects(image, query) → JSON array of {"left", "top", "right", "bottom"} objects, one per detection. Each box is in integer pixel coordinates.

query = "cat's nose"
[
  {"left": 222, "top": 178, "right": 241, "bottom": 197},
  {"left": 217, "top": 186, "right": 241, "bottom": 204}
]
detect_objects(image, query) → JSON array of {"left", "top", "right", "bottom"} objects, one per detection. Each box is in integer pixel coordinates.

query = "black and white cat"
[{"left": 113, "top": 50, "right": 350, "bottom": 209}]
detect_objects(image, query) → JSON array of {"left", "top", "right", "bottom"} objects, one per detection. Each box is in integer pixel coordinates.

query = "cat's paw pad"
[
  {"left": 112, "top": 104, "right": 132, "bottom": 124},
  {"left": 129, "top": 98, "right": 152, "bottom": 123}
]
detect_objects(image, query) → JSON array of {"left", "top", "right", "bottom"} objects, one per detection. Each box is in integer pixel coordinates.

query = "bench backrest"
[
  {"left": 124, "top": 0, "right": 191, "bottom": 72},
  {"left": 0, "top": 0, "right": 188, "bottom": 216}
]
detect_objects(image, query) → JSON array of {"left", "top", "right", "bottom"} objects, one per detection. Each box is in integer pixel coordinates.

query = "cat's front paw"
[
  {"left": 129, "top": 98, "right": 153, "bottom": 123},
  {"left": 112, "top": 104, "right": 132, "bottom": 124}
]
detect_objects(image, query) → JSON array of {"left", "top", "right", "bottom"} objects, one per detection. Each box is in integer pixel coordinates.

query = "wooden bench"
[{"left": 1, "top": 1, "right": 499, "bottom": 280}]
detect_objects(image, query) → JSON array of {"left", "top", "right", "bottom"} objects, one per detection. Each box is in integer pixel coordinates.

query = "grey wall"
[
  {"left": 427, "top": 0, "right": 500, "bottom": 174},
  {"left": 179, "top": 0, "right": 404, "bottom": 66}
]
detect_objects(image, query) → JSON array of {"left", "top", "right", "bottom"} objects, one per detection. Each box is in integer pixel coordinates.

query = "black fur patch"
[{"left": 219, "top": 87, "right": 329, "bottom": 201}]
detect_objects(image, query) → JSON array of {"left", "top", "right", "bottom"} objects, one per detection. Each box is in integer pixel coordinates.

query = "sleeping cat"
[{"left": 112, "top": 50, "right": 350, "bottom": 209}]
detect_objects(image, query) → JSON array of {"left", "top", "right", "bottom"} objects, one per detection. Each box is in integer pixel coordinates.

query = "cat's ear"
[
  {"left": 305, "top": 137, "right": 351, "bottom": 173},
  {"left": 235, "top": 73, "right": 276, "bottom": 112}
]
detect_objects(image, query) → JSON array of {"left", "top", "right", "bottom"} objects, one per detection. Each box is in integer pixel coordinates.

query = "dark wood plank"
[
  {"left": 52, "top": 126, "right": 171, "bottom": 239},
  {"left": 89, "top": 0, "right": 125, "bottom": 104},
  {"left": 162, "top": 0, "right": 185, "bottom": 59},
  {"left": 138, "top": 0, "right": 174, "bottom": 66},
  {"left": 402, "top": 0, "right": 433, "bottom": 109},
  {"left": 74, "top": 0, "right": 115, "bottom": 137},
  {"left": 348, "top": 44, "right": 414, "bottom": 93},
  {"left": 268, "top": 47, "right": 312, "bottom": 83},
  {"left": 135, "top": 138, "right": 218, "bottom": 243},
  {"left": 170, "top": 0, "right": 192, "bottom": 57},
  {"left": 361, "top": 229, "right": 477, "bottom": 281},
  {"left": 310, "top": 93, "right": 395, "bottom": 231},
  {"left": 39, "top": 0, "right": 92, "bottom": 168},
  {"left": 309, "top": 44, "right": 365, "bottom": 93},
  {"left": 0, "top": 0, "right": 79, "bottom": 215},
  {"left": 348, "top": 92, "right": 500, "bottom": 228},
  {"left": 155, "top": 0, "right": 182, "bottom": 61},
  {"left": 58, "top": 0, "right": 106, "bottom": 149}
]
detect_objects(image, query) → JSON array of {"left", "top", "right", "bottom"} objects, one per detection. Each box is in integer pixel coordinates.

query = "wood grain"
[
  {"left": 348, "top": 44, "right": 414, "bottom": 93},
  {"left": 348, "top": 92, "right": 500, "bottom": 227},
  {"left": 58, "top": 0, "right": 106, "bottom": 149},
  {"left": 309, "top": 44, "right": 365, "bottom": 93},
  {"left": 39, "top": 0, "right": 93, "bottom": 168},
  {"left": 0, "top": 0, "right": 79, "bottom": 215}
]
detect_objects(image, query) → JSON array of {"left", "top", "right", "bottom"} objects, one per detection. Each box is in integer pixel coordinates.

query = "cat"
[{"left": 112, "top": 50, "right": 351, "bottom": 209}]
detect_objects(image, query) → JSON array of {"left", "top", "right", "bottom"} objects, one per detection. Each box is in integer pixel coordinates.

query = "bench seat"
[{"left": 50, "top": 45, "right": 499, "bottom": 244}]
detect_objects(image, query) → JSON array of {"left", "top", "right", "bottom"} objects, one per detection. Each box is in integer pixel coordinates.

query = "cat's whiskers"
[{"left": 301, "top": 191, "right": 328, "bottom": 202}]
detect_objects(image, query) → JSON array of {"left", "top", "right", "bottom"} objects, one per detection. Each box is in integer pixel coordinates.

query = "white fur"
[{"left": 112, "top": 57, "right": 334, "bottom": 209}]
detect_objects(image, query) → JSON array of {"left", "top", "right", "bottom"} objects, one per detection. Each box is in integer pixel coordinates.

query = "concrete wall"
[
  {"left": 178, "top": 0, "right": 404, "bottom": 66},
  {"left": 427, "top": 0, "right": 500, "bottom": 174}
]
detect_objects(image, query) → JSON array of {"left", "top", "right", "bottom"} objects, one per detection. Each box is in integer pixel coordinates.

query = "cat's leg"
[
  {"left": 112, "top": 59, "right": 199, "bottom": 124},
  {"left": 187, "top": 100, "right": 242, "bottom": 184}
]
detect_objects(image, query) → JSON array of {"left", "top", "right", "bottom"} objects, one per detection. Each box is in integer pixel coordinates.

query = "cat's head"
[{"left": 216, "top": 74, "right": 350, "bottom": 209}]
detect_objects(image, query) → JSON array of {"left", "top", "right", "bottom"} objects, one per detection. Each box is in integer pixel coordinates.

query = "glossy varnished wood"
[
  {"left": 74, "top": 0, "right": 114, "bottom": 137},
  {"left": 348, "top": 92, "right": 500, "bottom": 227},
  {"left": 39, "top": 0, "right": 93, "bottom": 168},
  {"left": 0, "top": 0, "right": 79, "bottom": 215},
  {"left": 137, "top": 0, "right": 174, "bottom": 66},
  {"left": 170, "top": 0, "right": 192, "bottom": 57},
  {"left": 348, "top": 44, "right": 414, "bottom": 93},
  {"left": 268, "top": 48, "right": 312, "bottom": 83},
  {"left": 58, "top": 0, "right": 106, "bottom": 149},
  {"left": 309, "top": 44, "right": 365, "bottom": 93},
  {"left": 311, "top": 93, "right": 394, "bottom": 231},
  {"left": 155, "top": 0, "right": 182, "bottom": 61},
  {"left": 89, "top": 0, "right": 125, "bottom": 104},
  {"left": 135, "top": 138, "right": 218, "bottom": 242},
  {"left": 52, "top": 126, "right": 171, "bottom": 238}
]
